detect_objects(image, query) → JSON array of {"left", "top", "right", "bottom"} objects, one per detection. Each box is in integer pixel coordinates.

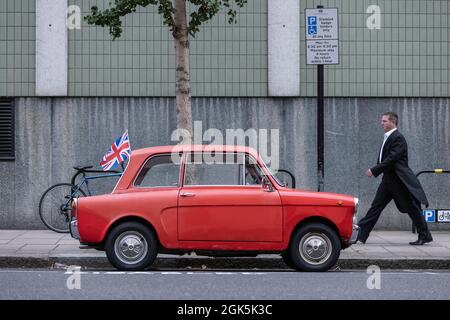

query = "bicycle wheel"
[{"left": 39, "top": 183, "right": 87, "bottom": 233}]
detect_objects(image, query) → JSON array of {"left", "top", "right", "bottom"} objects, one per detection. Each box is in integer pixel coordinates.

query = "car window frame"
[
  {"left": 132, "top": 153, "right": 183, "bottom": 189},
  {"left": 181, "top": 151, "right": 268, "bottom": 188}
]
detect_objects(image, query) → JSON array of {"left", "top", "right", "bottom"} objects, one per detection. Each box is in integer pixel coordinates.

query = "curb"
[{"left": 1, "top": 256, "right": 450, "bottom": 270}]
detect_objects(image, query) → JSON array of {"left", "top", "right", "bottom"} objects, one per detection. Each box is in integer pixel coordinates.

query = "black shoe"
[
  {"left": 409, "top": 235, "right": 433, "bottom": 246},
  {"left": 356, "top": 237, "right": 366, "bottom": 244}
]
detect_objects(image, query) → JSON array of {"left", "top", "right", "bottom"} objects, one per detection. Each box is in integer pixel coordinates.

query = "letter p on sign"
[{"left": 422, "top": 210, "right": 436, "bottom": 223}]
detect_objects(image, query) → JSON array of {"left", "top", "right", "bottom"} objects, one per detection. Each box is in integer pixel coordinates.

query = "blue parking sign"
[
  {"left": 422, "top": 210, "right": 436, "bottom": 223},
  {"left": 308, "top": 16, "right": 317, "bottom": 25}
]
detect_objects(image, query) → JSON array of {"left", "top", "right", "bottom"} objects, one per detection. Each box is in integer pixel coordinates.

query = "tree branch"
[
  {"left": 85, "top": 0, "right": 175, "bottom": 39},
  {"left": 188, "top": 0, "right": 247, "bottom": 37}
]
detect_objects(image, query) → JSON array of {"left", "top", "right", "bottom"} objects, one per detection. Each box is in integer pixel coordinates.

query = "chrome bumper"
[
  {"left": 349, "top": 223, "right": 360, "bottom": 245},
  {"left": 348, "top": 199, "right": 360, "bottom": 245},
  {"left": 70, "top": 219, "right": 80, "bottom": 240}
]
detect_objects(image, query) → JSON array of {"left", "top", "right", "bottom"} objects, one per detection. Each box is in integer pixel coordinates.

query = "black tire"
[
  {"left": 39, "top": 183, "right": 86, "bottom": 233},
  {"left": 105, "top": 222, "right": 157, "bottom": 271},
  {"left": 281, "top": 252, "right": 297, "bottom": 270},
  {"left": 288, "top": 223, "right": 341, "bottom": 272}
]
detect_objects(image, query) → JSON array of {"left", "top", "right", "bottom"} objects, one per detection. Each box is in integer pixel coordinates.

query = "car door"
[
  {"left": 131, "top": 153, "right": 182, "bottom": 242},
  {"left": 177, "top": 152, "right": 283, "bottom": 242}
]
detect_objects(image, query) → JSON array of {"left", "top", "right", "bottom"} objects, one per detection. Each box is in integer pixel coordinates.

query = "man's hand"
[{"left": 366, "top": 169, "right": 373, "bottom": 177}]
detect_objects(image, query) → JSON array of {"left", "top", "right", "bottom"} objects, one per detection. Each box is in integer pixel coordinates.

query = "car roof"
[
  {"left": 131, "top": 145, "right": 260, "bottom": 158},
  {"left": 113, "top": 145, "right": 262, "bottom": 192}
]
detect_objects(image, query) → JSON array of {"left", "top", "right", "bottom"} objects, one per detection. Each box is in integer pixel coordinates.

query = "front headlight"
[{"left": 353, "top": 197, "right": 359, "bottom": 216}]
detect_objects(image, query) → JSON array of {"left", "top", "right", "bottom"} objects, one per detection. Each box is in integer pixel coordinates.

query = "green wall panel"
[
  {"left": 0, "top": 0, "right": 35, "bottom": 96},
  {"left": 300, "top": 0, "right": 450, "bottom": 97},
  {"left": 68, "top": 0, "right": 268, "bottom": 97},
  {"left": 0, "top": 1, "right": 449, "bottom": 97}
]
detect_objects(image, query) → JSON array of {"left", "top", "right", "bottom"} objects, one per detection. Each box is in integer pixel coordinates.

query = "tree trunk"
[{"left": 174, "top": 0, "right": 193, "bottom": 145}]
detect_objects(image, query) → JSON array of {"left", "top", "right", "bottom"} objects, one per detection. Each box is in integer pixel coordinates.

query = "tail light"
[{"left": 71, "top": 198, "right": 78, "bottom": 218}]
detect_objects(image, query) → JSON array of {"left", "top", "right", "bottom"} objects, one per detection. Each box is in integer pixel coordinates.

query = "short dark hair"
[{"left": 383, "top": 111, "right": 398, "bottom": 125}]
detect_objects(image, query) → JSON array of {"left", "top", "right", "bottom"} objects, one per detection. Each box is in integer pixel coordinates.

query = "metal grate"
[{"left": 0, "top": 98, "right": 15, "bottom": 160}]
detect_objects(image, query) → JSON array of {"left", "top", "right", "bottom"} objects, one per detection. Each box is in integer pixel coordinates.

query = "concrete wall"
[
  {"left": 268, "top": 0, "right": 300, "bottom": 96},
  {"left": 35, "top": 0, "right": 67, "bottom": 96},
  {"left": 0, "top": 97, "right": 449, "bottom": 230}
]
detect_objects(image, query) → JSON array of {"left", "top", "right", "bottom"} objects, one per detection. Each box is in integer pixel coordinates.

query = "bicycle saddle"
[{"left": 73, "top": 166, "right": 93, "bottom": 171}]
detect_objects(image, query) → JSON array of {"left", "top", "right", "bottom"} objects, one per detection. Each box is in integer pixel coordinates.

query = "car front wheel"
[
  {"left": 105, "top": 222, "right": 157, "bottom": 271},
  {"left": 289, "top": 223, "right": 341, "bottom": 272}
]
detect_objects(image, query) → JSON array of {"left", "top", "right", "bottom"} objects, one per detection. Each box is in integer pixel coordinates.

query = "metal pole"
[{"left": 317, "top": 4, "right": 324, "bottom": 192}]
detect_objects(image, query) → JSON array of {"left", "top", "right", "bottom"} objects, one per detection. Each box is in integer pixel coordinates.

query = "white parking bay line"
[
  {"left": 161, "top": 272, "right": 182, "bottom": 275},
  {"left": 105, "top": 271, "right": 127, "bottom": 275},
  {"left": 128, "top": 272, "right": 155, "bottom": 275}
]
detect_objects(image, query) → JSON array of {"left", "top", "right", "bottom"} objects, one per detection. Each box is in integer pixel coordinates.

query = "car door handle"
[{"left": 180, "top": 192, "right": 196, "bottom": 197}]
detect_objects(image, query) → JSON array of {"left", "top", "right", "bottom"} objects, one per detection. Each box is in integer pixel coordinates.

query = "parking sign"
[
  {"left": 437, "top": 210, "right": 450, "bottom": 223},
  {"left": 305, "top": 8, "right": 339, "bottom": 65},
  {"left": 422, "top": 210, "right": 436, "bottom": 223}
]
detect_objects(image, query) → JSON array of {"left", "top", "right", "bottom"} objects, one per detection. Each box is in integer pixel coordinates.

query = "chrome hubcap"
[
  {"left": 299, "top": 233, "right": 332, "bottom": 265},
  {"left": 114, "top": 231, "right": 148, "bottom": 265}
]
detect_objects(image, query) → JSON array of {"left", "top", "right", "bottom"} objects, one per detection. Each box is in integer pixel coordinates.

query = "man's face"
[{"left": 381, "top": 115, "right": 396, "bottom": 132}]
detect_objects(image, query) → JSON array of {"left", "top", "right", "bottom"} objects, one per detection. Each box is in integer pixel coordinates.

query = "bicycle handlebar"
[{"left": 73, "top": 166, "right": 93, "bottom": 171}]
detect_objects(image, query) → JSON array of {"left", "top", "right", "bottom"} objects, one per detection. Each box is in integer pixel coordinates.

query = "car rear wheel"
[
  {"left": 289, "top": 223, "right": 341, "bottom": 272},
  {"left": 105, "top": 222, "right": 157, "bottom": 271},
  {"left": 281, "top": 252, "right": 297, "bottom": 269}
]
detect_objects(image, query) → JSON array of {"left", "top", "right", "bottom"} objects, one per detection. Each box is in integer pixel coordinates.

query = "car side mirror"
[{"left": 262, "top": 176, "right": 274, "bottom": 192}]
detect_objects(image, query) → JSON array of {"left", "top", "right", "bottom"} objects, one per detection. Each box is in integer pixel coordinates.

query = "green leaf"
[{"left": 85, "top": 0, "right": 248, "bottom": 39}]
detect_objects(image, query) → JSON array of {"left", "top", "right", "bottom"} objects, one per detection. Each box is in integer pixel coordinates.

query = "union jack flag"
[{"left": 100, "top": 130, "right": 131, "bottom": 171}]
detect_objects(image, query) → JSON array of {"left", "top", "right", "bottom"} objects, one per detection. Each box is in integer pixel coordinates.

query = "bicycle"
[{"left": 39, "top": 166, "right": 122, "bottom": 233}]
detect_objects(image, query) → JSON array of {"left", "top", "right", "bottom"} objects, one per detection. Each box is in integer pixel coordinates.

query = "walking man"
[{"left": 357, "top": 112, "right": 433, "bottom": 245}]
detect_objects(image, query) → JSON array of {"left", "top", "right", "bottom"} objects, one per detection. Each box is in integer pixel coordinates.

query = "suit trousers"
[{"left": 358, "top": 176, "right": 430, "bottom": 243}]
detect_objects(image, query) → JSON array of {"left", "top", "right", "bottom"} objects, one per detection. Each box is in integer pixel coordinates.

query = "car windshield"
[{"left": 257, "top": 157, "right": 283, "bottom": 187}]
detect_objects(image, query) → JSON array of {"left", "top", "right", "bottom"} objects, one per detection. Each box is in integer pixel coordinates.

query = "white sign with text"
[{"left": 305, "top": 8, "right": 339, "bottom": 65}]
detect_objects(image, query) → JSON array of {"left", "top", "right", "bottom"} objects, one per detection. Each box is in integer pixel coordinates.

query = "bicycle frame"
[
  {"left": 53, "top": 172, "right": 124, "bottom": 223},
  {"left": 40, "top": 167, "right": 124, "bottom": 233},
  {"left": 72, "top": 172, "right": 123, "bottom": 197}
]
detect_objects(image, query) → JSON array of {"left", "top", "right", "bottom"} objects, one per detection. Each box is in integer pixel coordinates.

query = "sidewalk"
[{"left": 0, "top": 230, "right": 449, "bottom": 270}]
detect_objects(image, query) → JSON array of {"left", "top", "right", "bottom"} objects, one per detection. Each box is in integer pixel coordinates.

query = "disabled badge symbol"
[{"left": 308, "top": 25, "right": 317, "bottom": 35}]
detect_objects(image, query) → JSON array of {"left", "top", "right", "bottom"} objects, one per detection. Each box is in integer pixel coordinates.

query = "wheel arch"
[
  {"left": 101, "top": 215, "right": 161, "bottom": 248},
  {"left": 287, "top": 216, "right": 341, "bottom": 250}
]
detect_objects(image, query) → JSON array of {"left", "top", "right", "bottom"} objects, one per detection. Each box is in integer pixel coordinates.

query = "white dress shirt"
[{"left": 379, "top": 128, "right": 397, "bottom": 163}]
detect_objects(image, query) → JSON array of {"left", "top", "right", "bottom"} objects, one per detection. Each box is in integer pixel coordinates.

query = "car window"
[
  {"left": 184, "top": 152, "right": 242, "bottom": 185},
  {"left": 184, "top": 152, "right": 264, "bottom": 186},
  {"left": 244, "top": 155, "right": 264, "bottom": 185},
  {"left": 134, "top": 154, "right": 181, "bottom": 188}
]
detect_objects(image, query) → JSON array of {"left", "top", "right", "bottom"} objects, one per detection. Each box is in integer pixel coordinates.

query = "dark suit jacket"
[{"left": 371, "top": 129, "right": 429, "bottom": 208}]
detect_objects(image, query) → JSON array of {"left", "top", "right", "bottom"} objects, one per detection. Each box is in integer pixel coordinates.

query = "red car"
[{"left": 71, "top": 145, "right": 359, "bottom": 271}]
